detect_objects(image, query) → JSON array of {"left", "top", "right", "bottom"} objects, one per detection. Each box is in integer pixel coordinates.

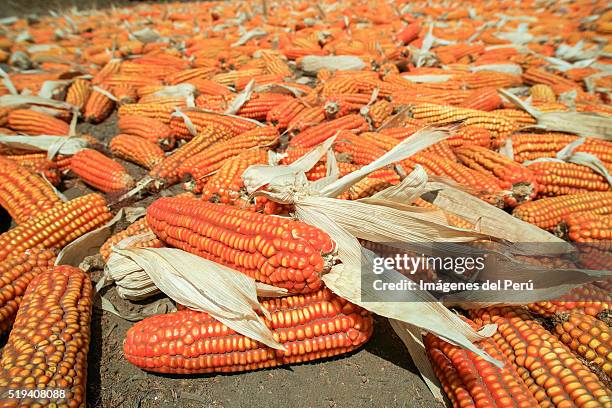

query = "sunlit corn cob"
[
  {"left": 70, "top": 149, "right": 135, "bottom": 193},
  {"left": 213, "top": 69, "right": 266, "bottom": 86},
  {"left": 424, "top": 322, "right": 538, "bottom": 408},
  {"left": 492, "top": 109, "right": 537, "bottom": 128},
  {"left": 4, "top": 152, "right": 61, "bottom": 185},
  {"left": 99, "top": 218, "right": 163, "bottom": 261},
  {"left": 0, "top": 157, "right": 62, "bottom": 224},
  {"left": 169, "top": 110, "right": 257, "bottom": 140},
  {"left": 527, "top": 161, "right": 610, "bottom": 197},
  {"left": 117, "top": 103, "right": 175, "bottom": 125},
  {"left": 109, "top": 134, "right": 165, "bottom": 170},
  {"left": 83, "top": 85, "right": 115, "bottom": 123},
  {"left": 111, "top": 84, "right": 137, "bottom": 105},
  {"left": 512, "top": 192, "right": 612, "bottom": 231},
  {"left": 65, "top": 78, "right": 92, "bottom": 113},
  {"left": 446, "top": 125, "right": 492, "bottom": 148},
  {"left": 412, "top": 198, "right": 475, "bottom": 229},
  {"left": 124, "top": 288, "right": 372, "bottom": 374},
  {"left": 305, "top": 162, "right": 360, "bottom": 181},
  {"left": 404, "top": 153, "right": 504, "bottom": 207},
  {"left": 530, "top": 84, "right": 557, "bottom": 104},
  {"left": 266, "top": 98, "right": 306, "bottom": 130},
  {"left": 0, "top": 192, "right": 110, "bottom": 262},
  {"left": 454, "top": 145, "right": 538, "bottom": 206},
  {"left": 379, "top": 125, "right": 422, "bottom": 140},
  {"left": 510, "top": 133, "right": 612, "bottom": 168},
  {"left": 289, "top": 114, "right": 369, "bottom": 149},
  {"left": 0, "top": 265, "right": 91, "bottom": 407},
  {"left": 471, "top": 306, "right": 612, "bottom": 407},
  {"left": 7, "top": 109, "right": 69, "bottom": 136},
  {"left": 410, "top": 103, "right": 517, "bottom": 142},
  {"left": 149, "top": 125, "right": 233, "bottom": 188},
  {"left": 259, "top": 51, "right": 292, "bottom": 76},
  {"left": 234, "top": 74, "right": 286, "bottom": 91},
  {"left": 324, "top": 93, "right": 372, "bottom": 118},
  {"left": 459, "top": 88, "right": 502, "bottom": 111},
  {"left": 188, "top": 78, "right": 234, "bottom": 96},
  {"left": 287, "top": 106, "right": 326, "bottom": 133},
  {"left": 117, "top": 115, "right": 175, "bottom": 150},
  {"left": 364, "top": 100, "right": 393, "bottom": 128},
  {"left": 235, "top": 93, "right": 292, "bottom": 120},
  {"left": 165, "top": 67, "right": 215, "bottom": 85},
  {"left": 178, "top": 126, "right": 279, "bottom": 192},
  {"left": 201, "top": 149, "right": 269, "bottom": 207},
  {"left": 101, "top": 74, "right": 161, "bottom": 89},
  {"left": 147, "top": 197, "right": 335, "bottom": 293},
  {"left": 527, "top": 283, "right": 611, "bottom": 318},
  {"left": 563, "top": 212, "right": 612, "bottom": 243},
  {"left": 91, "top": 58, "right": 121, "bottom": 85},
  {"left": 552, "top": 312, "right": 611, "bottom": 380},
  {"left": 333, "top": 132, "right": 386, "bottom": 165},
  {"left": 523, "top": 67, "right": 579, "bottom": 91},
  {"left": 0, "top": 248, "right": 56, "bottom": 336},
  {"left": 337, "top": 169, "right": 399, "bottom": 200}
]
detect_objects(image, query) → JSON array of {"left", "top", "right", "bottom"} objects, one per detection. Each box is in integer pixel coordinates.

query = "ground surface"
[{"left": 71, "top": 114, "right": 443, "bottom": 408}]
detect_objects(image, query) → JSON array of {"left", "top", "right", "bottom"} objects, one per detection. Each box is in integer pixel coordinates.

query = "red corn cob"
[
  {"left": 118, "top": 103, "right": 176, "bottom": 124},
  {"left": 527, "top": 283, "right": 611, "bottom": 318},
  {"left": 0, "top": 265, "right": 92, "bottom": 407},
  {"left": 459, "top": 88, "right": 503, "bottom": 111},
  {"left": 470, "top": 306, "right": 612, "bottom": 407},
  {"left": 65, "top": 78, "right": 92, "bottom": 113},
  {"left": 424, "top": 321, "right": 539, "bottom": 408},
  {"left": 447, "top": 125, "right": 492, "bottom": 148},
  {"left": 289, "top": 114, "right": 369, "bottom": 149},
  {"left": 83, "top": 85, "right": 115, "bottom": 123},
  {"left": 286, "top": 106, "right": 326, "bottom": 133},
  {"left": 527, "top": 161, "right": 610, "bottom": 197},
  {"left": 0, "top": 248, "right": 56, "bottom": 336},
  {"left": 324, "top": 93, "right": 373, "bottom": 118},
  {"left": 147, "top": 197, "right": 336, "bottom": 293},
  {"left": 70, "top": 149, "right": 135, "bottom": 193},
  {"left": 111, "top": 84, "right": 137, "bottom": 105},
  {"left": 124, "top": 288, "right": 373, "bottom": 374},
  {"left": 169, "top": 110, "right": 258, "bottom": 140},
  {"left": 7, "top": 109, "right": 69, "bottom": 136},
  {"left": 512, "top": 192, "right": 612, "bottom": 231},
  {"left": 117, "top": 115, "right": 175, "bottom": 150},
  {"left": 110, "top": 134, "right": 165, "bottom": 170},
  {"left": 0, "top": 193, "right": 111, "bottom": 262},
  {"left": 149, "top": 125, "right": 234, "bottom": 188},
  {"left": 454, "top": 145, "right": 539, "bottom": 206},
  {"left": 0, "top": 157, "right": 62, "bottom": 224},
  {"left": 333, "top": 131, "right": 386, "bottom": 165},
  {"left": 99, "top": 218, "right": 164, "bottom": 261},
  {"left": 235, "top": 93, "right": 293, "bottom": 120},
  {"left": 178, "top": 126, "right": 279, "bottom": 192},
  {"left": 266, "top": 98, "right": 306, "bottom": 130}
]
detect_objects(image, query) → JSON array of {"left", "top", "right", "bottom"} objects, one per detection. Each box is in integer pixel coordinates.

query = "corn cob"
[
  {"left": 527, "top": 283, "right": 611, "bottom": 318},
  {"left": 169, "top": 110, "right": 257, "bottom": 140},
  {"left": 213, "top": 69, "right": 266, "bottom": 86},
  {"left": 7, "top": 109, "right": 69, "bottom": 136},
  {"left": 188, "top": 79, "right": 234, "bottom": 96},
  {"left": 111, "top": 84, "right": 137, "bottom": 105},
  {"left": 364, "top": 100, "right": 393, "bottom": 128},
  {"left": 459, "top": 88, "right": 503, "bottom": 111},
  {"left": 337, "top": 169, "right": 399, "bottom": 200},
  {"left": 165, "top": 67, "right": 215, "bottom": 85},
  {"left": 109, "top": 134, "right": 165, "bottom": 170},
  {"left": 0, "top": 265, "right": 91, "bottom": 407},
  {"left": 493, "top": 109, "right": 537, "bottom": 127},
  {"left": 118, "top": 103, "right": 175, "bottom": 125},
  {"left": 266, "top": 98, "right": 306, "bottom": 130},
  {"left": 562, "top": 212, "right": 612, "bottom": 244},
  {"left": 4, "top": 152, "right": 61, "bottom": 185},
  {"left": 527, "top": 161, "right": 610, "bottom": 197},
  {"left": 149, "top": 125, "right": 233, "bottom": 188},
  {"left": 404, "top": 153, "right": 504, "bottom": 207},
  {"left": 289, "top": 114, "right": 369, "bottom": 149},
  {"left": 287, "top": 106, "right": 326, "bottom": 133},
  {"left": 412, "top": 198, "right": 475, "bottom": 230},
  {"left": 117, "top": 115, "right": 175, "bottom": 150},
  {"left": 424, "top": 323, "right": 539, "bottom": 408},
  {"left": 530, "top": 84, "right": 557, "bottom": 104},
  {"left": 259, "top": 51, "right": 292, "bottom": 76},
  {"left": 235, "top": 93, "right": 292, "bottom": 120},
  {"left": 510, "top": 133, "right": 612, "bottom": 168},
  {"left": 333, "top": 132, "right": 386, "bottom": 165},
  {"left": 83, "top": 85, "right": 115, "bottom": 123},
  {"left": 454, "top": 145, "right": 539, "bottom": 206},
  {"left": 512, "top": 192, "right": 612, "bottom": 231},
  {"left": 523, "top": 67, "right": 579, "bottom": 91},
  {"left": 379, "top": 125, "right": 422, "bottom": 140},
  {"left": 0, "top": 157, "right": 62, "bottom": 224},
  {"left": 201, "top": 149, "right": 269, "bottom": 207},
  {"left": 324, "top": 93, "right": 372, "bottom": 118},
  {"left": 410, "top": 103, "right": 517, "bottom": 143},
  {"left": 124, "top": 288, "right": 372, "bottom": 374},
  {"left": 305, "top": 162, "right": 360, "bottom": 181},
  {"left": 92, "top": 58, "right": 121, "bottom": 85},
  {"left": 471, "top": 306, "right": 612, "bottom": 407},
  {"left": 0, "top": 193, "right": 111, "bottom": 262},
  {"left": 65, "top": 78, "right": 92, "bottom": 113},
  {"left": 70, "top": 149, "right": 135, "bottom": 193},
  {"left": 101, "top": 74, "right": 161, "bottom": 89},
  {"left": 147, "top": 197, "right": 335, "bottom": 293},
  {"left": 446, "top": 125, "right": 492, "bottom": 148},
  {"left": 0, "top": 248, "right": 56, "bottom": 336},
  {"left": 0, "top": 107, "right": 14, "bottom": 127},
  {"left": 99, "top": 218, "right": 163, "bottom": 261},
  {"left": 178, "top": 126, "right": 278, "bottom": 191},
  {"left": 552, "top": 312, "right": 611, "bottom": 381}
]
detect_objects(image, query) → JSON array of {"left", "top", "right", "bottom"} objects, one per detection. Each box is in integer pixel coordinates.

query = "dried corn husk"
[
  {"left": 300, "top": 56, "right": 366, "bottom": 73},
  {"left": 0, "top": 134, "right": 89, "bottom": 156}
]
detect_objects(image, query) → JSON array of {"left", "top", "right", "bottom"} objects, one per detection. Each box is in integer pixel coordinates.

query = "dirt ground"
[{"left": 72, "top": 115, "right": 444, "bottom": 408}]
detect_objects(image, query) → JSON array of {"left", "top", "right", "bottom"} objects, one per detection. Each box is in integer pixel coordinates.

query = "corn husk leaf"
[
  {"left": 0, "top": 94, "right": 77, "bottom": 111},
  {"left": 469, "top": 63, "right": 522, "bottom": 75},
  {"left": 401, "top": 74, "right": 453, "bottom": 83},
  {"left": 499, "top": 89, "right": 612, "bottom": 140},
  {"left": 226, "top": 79, "right": 254, "bottom": 115},
  {"left": 0, "top": 134, "right": 89, "bottom": 155},
  {"left": 107, "top": 246, "right": 286, "bottom": 350},
  {"left": 300, "top": 56, "right": 366, "bottom": 74}
]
